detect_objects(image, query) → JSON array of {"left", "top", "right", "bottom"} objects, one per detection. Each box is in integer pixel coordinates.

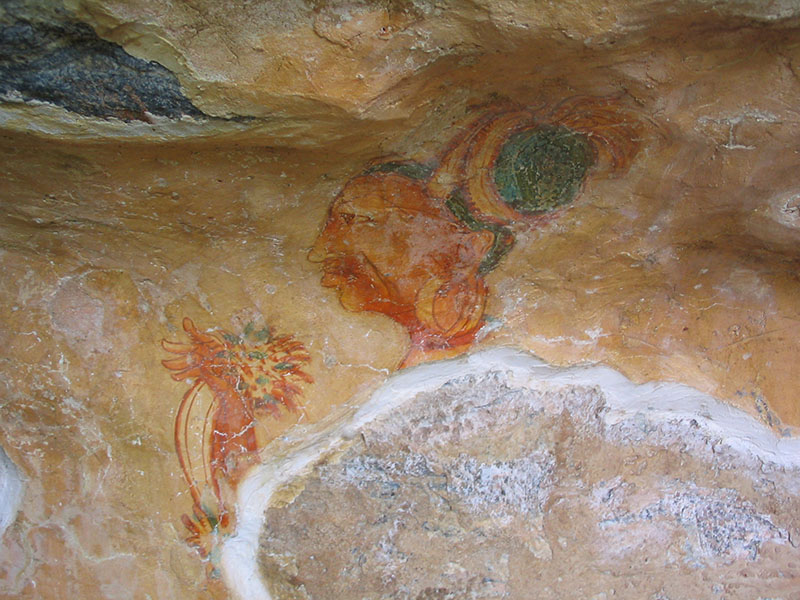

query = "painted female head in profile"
[{"left": 309, "top": 96, "right": 644, "bottom": 367}]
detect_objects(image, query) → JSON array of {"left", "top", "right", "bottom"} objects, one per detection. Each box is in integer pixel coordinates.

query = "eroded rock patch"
[{"left": 259, "top": 373, "right": 800, "bottom": 599}]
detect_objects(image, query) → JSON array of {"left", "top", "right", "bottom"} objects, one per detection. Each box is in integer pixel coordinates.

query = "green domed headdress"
[
  {"left": 366, "top": 97, "right": 642, "bottom": 276},
  {"left": 361, "top": 125, "right": 595, "bottom": 276},
  {"left": 493, "top": 125, "right": 595, "bottom": 214}
]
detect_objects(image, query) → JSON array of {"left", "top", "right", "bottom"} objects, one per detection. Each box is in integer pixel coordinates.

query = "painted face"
[{"left": 308, "top": 172, "right": 490, "bottom": 329}]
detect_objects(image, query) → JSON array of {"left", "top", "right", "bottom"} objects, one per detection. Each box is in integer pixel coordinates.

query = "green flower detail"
[
  {"left": 243, "top": 322, "right": 272, "bottom": 343},
  {"left": 221, "top": 333, "right": 241, "bottom": 345}
]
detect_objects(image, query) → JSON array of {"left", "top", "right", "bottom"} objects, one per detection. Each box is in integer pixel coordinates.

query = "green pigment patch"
[
  {"left": 364, "top": 160, "right": 434, "bottom": 181},
  {"left": 445, "top": 190, "right": 514, "bottom": 275},
  {"left": 494, "top": 125, "right": 594, "bottom": 214}
]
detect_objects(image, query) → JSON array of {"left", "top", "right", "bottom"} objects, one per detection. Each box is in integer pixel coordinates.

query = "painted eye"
[{"left": 340, "top": 212, "right": 374, "bottom": 225}]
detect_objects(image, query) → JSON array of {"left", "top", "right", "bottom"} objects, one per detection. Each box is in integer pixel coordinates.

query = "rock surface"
[
  {"left": 0, "top": 1, "right": 799, "bottom": 599},
  {"left": 257, "top": 364, "right": 800, "bottom": 600},
  {"left": 0, "top": 1, "right": 205, "bottom": 121}
]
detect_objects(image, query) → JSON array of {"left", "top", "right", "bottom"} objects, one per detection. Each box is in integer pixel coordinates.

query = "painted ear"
[
  {"left": 471, "top": 229, "right": 495, "bottom": 262},
  {"left": 453, "top": 229, "right": 495, "bottom": 270},
  {"left": 415, "top": 275, "right": 488, "bottom": 338}
]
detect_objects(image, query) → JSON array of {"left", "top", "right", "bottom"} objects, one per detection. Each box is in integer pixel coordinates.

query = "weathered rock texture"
[
  {"left": 258, "top": 369, "right": 800, "bottom": 599},
  {"left": 0, "top": 1, "right": 799, "bottom": 599},
  {"left": 0, "top": 1, "right": 205, "bottom": 121}
]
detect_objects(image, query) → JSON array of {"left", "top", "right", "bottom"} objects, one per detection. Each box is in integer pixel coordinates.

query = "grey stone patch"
[
  {"left": 606, "top": 414, "right": 748, "bottom": 474},
  {"left": 259, "top": 371, "right": 800, "bottom": 599},
  {"left": 593, "top": 479, "right": 788, "bottom": 563},
  {"left": 445, "top": 450, "right": 555, "bottom": 520},
  {"left": 0, "top": 2, "right": 204, "bottom": 121},
  {"left": 666, "top": 488, "right": 782, "bottom": 561},
  {"left": 358, "top": 371, "right": 607, "bottom": 449},
  {"left": 606, "top": 410, "right": 800, "bottom": 495}
]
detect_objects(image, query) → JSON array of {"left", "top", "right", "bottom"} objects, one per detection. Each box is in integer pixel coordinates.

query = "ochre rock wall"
[{"left": 1, "top": 1, "right": 799, "bottom": 599}]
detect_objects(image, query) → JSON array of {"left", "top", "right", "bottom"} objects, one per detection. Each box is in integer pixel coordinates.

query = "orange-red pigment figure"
[
  {"left": 308, "top": 172, "right": 494, "bottom": 365},
  {"left": 162, "top": 318, "right": 312, "bottom": 561},
  {"left": 310, "top": 96, "right": 644, "bottom": 367}
]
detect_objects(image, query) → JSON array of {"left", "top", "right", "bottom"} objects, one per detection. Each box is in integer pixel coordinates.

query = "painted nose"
[{"left": 307, "top": 235, "right": 328, "bottom": 263}]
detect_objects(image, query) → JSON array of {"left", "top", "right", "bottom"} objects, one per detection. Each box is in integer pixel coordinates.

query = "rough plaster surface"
[
  {"left": 1, "top": 1, "right": 800, "bottom": 599},
  {"left": 220, "top": 350, "right": 800, "bottom": 599}
]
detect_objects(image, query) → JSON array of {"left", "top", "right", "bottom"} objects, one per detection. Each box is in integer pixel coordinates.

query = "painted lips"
[{"left": 319, "top": 255, "right": 360, "bottom": 288}]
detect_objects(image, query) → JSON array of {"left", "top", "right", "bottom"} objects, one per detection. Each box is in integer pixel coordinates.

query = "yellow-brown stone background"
[{"left": 1, "top": 1, "right": 799, "bottom": 598}]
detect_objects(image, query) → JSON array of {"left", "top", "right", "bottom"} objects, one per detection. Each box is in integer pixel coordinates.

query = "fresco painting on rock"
[
  {"left": 162, "top": 317, "right": 313, "bottom": 566},
  {"left": 309, "top": 96, "right": 644, "bottom": 367},
  {"left": 161, "top": 95, "right": 644, "bottom": 574}
]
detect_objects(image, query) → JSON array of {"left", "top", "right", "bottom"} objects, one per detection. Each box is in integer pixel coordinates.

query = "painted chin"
[
  {"left": 320, "top": 270, "right": 347, "bottom": 289},
  {"left": 319, "top": 257, "right": 370, "bottom": 309},
  {"left": 337, "top": 285, "right": 370, "bottom": 312}
]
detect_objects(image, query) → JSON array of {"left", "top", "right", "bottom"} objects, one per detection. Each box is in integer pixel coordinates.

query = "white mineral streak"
[
  {"left": 0, "top": 445, "right": 24, "bottom": 537},
  {"left": 221, "top": 348, "right": 800, "bottom": 600},
  {"left": 0, "top": 104, "right": 243, "bottom": 140}
]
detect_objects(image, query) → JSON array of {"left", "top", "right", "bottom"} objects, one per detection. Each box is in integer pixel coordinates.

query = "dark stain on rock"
[{"left": 0, "top": 15, "right": 205, "bottom": 122}]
